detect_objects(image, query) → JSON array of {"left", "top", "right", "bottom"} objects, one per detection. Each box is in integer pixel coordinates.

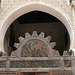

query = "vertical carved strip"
[
  {"left": 6, "top": 59, "right": 10, "bottom": 71},
  {"left": 60, "top": 58, "right": 64, "bottom": 69}
]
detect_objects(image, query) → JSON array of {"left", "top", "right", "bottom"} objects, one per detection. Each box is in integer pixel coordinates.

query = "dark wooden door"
[
  {"left": 51, "top": 71, "right": 73, "bottom": 75},
  {"left": 21, "top": 72, "right": 49, "bottom": 75},
  {"left": 21, "top": 72, "right": 35, "bottom": 75}
]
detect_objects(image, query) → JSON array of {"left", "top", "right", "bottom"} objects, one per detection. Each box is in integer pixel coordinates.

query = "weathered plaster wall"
[
  {"left": 0, "top": 0, "right": 75, "bottom": 52},
  {"left": 72, "top": 6, "right": 75, "bottom": 49}
]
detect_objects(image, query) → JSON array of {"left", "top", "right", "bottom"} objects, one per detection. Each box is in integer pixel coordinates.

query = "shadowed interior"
[{"left": 4, "top": 11, "right": 70, "bottom": 56}]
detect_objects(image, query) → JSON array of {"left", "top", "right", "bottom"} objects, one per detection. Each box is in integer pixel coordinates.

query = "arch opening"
[
  {"left": 0, "top": 3, "right": 73, "bottom": 55},
  {"left": 4, "top": 11, "right": 70, "bottom": 56}
]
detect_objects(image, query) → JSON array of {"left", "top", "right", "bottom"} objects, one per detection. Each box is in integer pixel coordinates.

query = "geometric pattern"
[
  {"left": 22, "top": 39, "right": 49, "bottom": 57},
  {"left": 10, "top": 60, "right": 61, "bottom": 68},
  {"left": 0, "top": 61, "right": 6, "bottom": 68}
]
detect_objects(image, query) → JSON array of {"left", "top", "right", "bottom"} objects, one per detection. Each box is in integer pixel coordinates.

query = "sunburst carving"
[
  {"left": 14, "top": 31, "right": 56, "bottom": 49},
  {"left": 11, "top": 31, "right": 57, "bottom": 57}
]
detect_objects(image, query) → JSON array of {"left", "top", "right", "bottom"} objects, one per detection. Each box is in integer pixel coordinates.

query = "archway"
[
  {"left": 0, "top": 3, "right": 74, "bottom": 52},
  {"left": 4, "top": 11, "right": 70, "bottom": 56}
]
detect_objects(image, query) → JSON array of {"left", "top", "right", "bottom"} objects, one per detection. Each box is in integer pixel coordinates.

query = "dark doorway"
[
  {"left": 4, "top": 11, "right": 70, "bottom": 56},
  {"left": 21, "top": 72, "right": 49, "bottom": 75}
]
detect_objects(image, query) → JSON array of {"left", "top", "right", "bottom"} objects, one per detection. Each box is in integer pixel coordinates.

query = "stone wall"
[{"left": 72, "top": 6, "right": 75, "bottom": 49}]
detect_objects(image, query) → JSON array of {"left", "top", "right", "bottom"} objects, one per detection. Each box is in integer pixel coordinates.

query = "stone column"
[{"left": 72, "top": 57, "right": 75, "bottom": 75}]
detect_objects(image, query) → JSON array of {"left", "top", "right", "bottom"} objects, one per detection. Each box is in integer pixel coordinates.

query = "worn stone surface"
[
  {"left": 11, "top": 50, "right": 17, "bottom": 57},
  {"left": 53, "top": 50, "right": 60, "bottom": 56}
]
